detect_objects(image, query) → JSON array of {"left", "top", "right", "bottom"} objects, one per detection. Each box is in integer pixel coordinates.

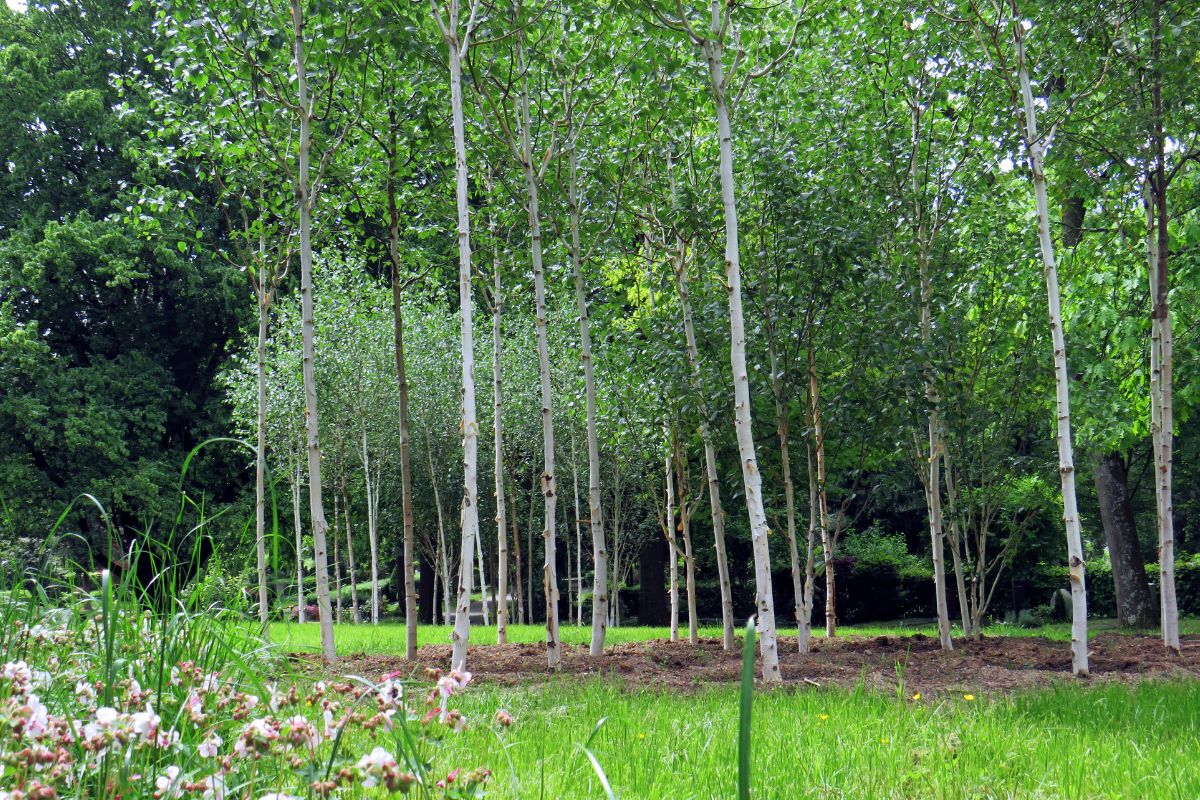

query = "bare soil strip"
[{"left": 294, "top": 633, "right": 1200, "bottom": 694}]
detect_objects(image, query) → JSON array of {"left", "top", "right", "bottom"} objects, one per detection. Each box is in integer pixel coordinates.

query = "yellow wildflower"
[{"left": 963, "top": 694, "right": 975, "bottom": 701}]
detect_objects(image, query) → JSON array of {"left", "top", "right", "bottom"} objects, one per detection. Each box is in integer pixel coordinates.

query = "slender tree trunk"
[
  {"left": 292, "top": 458, "right": 305, "bottom": 624},
  {"left": 808, "top": 343, "right": 835, "bottom": 638},
  {"left": 910, "top": 102, "right": 953, "bottom": 650},
  {"left": 426, "top": 436, "right": 453, "bottom": 624},
  {"left": 1014, "top": 23, "right": 1088, "bottom": 676},
  {"left": 342, "top": 485, "right": 360, "bottom": 625},
  {"left": 567, "top": 147, "right": 609, "bottom": 653},
  {"left": 516, "top": 38, "right": 559, "bottom": 665},
  {"left": 361, "top": 429, "right": 380, "bottom": 624},
  {"left": 941, "top": 448, "right": 972, "bottom": 637},
  {"left": 508, "top": 467, "right": 524, "bottom": 626},
  {"left": 254, "top": 292, "right": 270, "bottom": 637},
  {"left": 332, "top": 490, "right": 342, "bottom": 624},
  {"left": 801, "top": 442, "right": 818, "bottom": 653},
  {"left": 290, "top": 0, "right": 334, "bottom": 662},
  {"left": 765, "top": 308, "right": 804, "bottom": 651},
  {"left": 476, "top": 528, "right": 490, "bottom": 626},
  {"left": 702, "top": 7, "right": 781, "bottom": 682},
  {"left": 526, "top": 463, "right": 536, "bottom": 622},
  {"left": 664, "top": 448, "right": 679, "bottom": 641},
  {"left": 385, "top": 151, "right": 418, "bottom": 655},
  {"left": 674, "top": 439, "right": 698, "bottom": 644},
  {"left": 671, "top": 218, "right": 735, "bottom": 649},
  {"left": 492, "top": 233, "right": 509, "bottom": 644}
]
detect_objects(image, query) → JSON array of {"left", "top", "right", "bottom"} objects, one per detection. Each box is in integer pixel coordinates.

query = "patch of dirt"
[{"left": 294, "top": 633, "right": 1200, "bottom": 695}]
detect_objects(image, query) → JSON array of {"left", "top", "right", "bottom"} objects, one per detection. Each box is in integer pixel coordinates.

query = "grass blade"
[{"left": 738, "top": 616, "right": 757, "bottom": 800}]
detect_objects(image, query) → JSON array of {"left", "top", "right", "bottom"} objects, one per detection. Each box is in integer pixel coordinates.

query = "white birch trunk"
[
  {"left": 669, "top": 153, "right": 735, "bottom": 650},
  {"left": 361, "top": 429, "right": 380, "bottom": 624},
  {"left": 674, "top": 440, "right": 698, "bottom": 644},
  {"left": 942, "top": 449, "right": 973, "bottom": 637},
  {"left": 566, "top": 148, "right": 610, "bottom": 652},
  {"left": 801, "top": 442, "right": 818, "bottom": 653},
  {"left": 255, "top": 292, "right": 270, "bottom": 637},
  {"left": 808, "top": 345, "right": 835, "bottom": 638},
  {"left": 491, "top": 225, "right": 509, "bottom": 645},
  {"left": 290, "top": 0, "right": 334, "bottom": 661},
  {"left": 703, "top": 3, "right": 781, "bottom": 682},
  {"left": 516, "top": 38, "right": 560, "bottom": 666},
  {"left": 1014, "top": 23, "right": 1088, "bottom": 676}
]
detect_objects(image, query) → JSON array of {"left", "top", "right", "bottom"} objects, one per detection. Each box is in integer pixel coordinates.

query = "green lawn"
[
  {"left": 269, "top": 619, "right": 1198, "bottom": 655},
  {"left": 428, "top": 679, "right": 1200, "bottom": 799}
]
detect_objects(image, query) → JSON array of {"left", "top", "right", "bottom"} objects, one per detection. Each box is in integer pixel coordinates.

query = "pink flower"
[
  {"left": 355, "top": 746, "right": 399, "bottom": 788},
  {"left": 155, "top": 765, "right": 183, "bottom": 799},
  {"left": 493, "top": 709, "right": 513, "bottom": 727},
  {"left": 436, "top": 670, "right": 471, "bottom": 699},
  {"left": 184, "top": 693, "right": 205, "bottom": 722},
  {"left": 198, "top": 733, "right": 222, "bottom": 758}
]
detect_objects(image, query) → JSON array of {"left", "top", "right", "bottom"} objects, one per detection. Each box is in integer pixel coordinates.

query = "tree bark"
[
  {"left": 385, "top": 138, "right": 418, "bottom": 658},
  {"left": 1093, "top": 452, "right": 1156, "bottom": 626},
  {"left": 674, "top": 437, "right": 698, "bottom": 644},
  {"left": 670, "top": 213, "right": 735, "bottom": 650},
  {"left": 516, "top": 36, "right": 560, "bottom": 666},
  {"left": 1014, "top": 22, "right": 1088, "bottom": 676},
  {"left": 290, "top": 0, "right": 335, "bottom": 662},
  {"left": 292, "top": 458, "right": 305, "bottom": 624},
  {"left": 808, "top": 343, "right": 835, "bottom": 638},
  {"left": 361, "top": 428, "right": 380, "bottom": 624},
  {"left": 437, "top": 3, "right": 480, "bottom": 673},
  {"left": 702, "top": 2, "right": 781, "bottom": 682},
  {"left": 491, "top": 219, "right": 509, "bottom": 645},
  {"left": 566, "top": 146, "right": 609, "bottom": 653},
  {"left": 664, "top": 447, "right": 679, "bottom": 641},
  {"left": 254, "top": 291, "right": 270, "bottom": 637}
]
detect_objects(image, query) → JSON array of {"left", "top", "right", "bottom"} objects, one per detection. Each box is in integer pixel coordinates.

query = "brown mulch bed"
[{"left": 292, "top": 633, "right": 1200, "bottom": 695}]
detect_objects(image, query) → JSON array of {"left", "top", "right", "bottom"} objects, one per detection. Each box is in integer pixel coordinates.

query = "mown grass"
[
  {"left": 433, "top": 679, "right": 1200, "bottom": 799},
  {"left": 269, "top": 618, "right": 1200, "bottom": 655}
]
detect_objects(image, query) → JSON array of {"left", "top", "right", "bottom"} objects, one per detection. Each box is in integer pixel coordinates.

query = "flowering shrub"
[{"left": 0, "top": 576, "right": 494, "bottom": 800}]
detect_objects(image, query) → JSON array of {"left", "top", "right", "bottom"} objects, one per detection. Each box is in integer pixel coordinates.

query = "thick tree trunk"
[
  {"left": 671, "top": 222, "right": 735, "bottom": 650},
  {"left": 439, "top": 14, "right": 480, "bottom": 673},
  {"left": 290, "top": 0, "right": 334, "bottom": 662},
  {"left": 1094, "top": 452, "right": 1156, "bottom": 626},
  {"left": 703, "top": 7, "right": 781, "bottom": 682},
  {"left": 1147, "top": 1, "right": 1179, "bottom": 652},
  {"left": 566, "top": 147, "right": 610, "bottom": 653},
  {"left": 255, "top": 295, "right": 270, "bottom": 637},
  {"left": 516, "top": 39, "right": 560, "bottom": 666},
  {"left": 1014, "top": 24, "right": 1088, "bottom": 676}
]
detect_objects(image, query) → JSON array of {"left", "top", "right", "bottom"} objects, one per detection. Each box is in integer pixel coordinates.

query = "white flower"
[
  {"left": 436, "top": 670, "right": 471, "bottom": 699},
  {"left": 130, "top": 705, "right": 161, "bottom": 741},
  {"left": 23, "top": 694, "right": 50, "bottom": 738},
  {"left": 155, "top": 765, "right": 183, "bottom": 799},
  {"left": 258, "top": 794, "right": 300, "bottom": 800},
  {"left": 200, "top": 774, "right": 227, "bottom": 800},
  {"left": 376, "top": 679, "right": 403, "bottom": 707},
  {"left": 198, "top": 733, "right": 223, "bottom": 758},
  {"left": 356, "top": 746, "right": 398, "bottom": 788},
  {"left": 184, "top": 692, "right": 205, "bottom": 722}
]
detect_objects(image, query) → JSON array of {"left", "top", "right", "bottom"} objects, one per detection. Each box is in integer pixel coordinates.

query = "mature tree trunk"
[
  {"left": 764, "top": 306, "right": 805, "bottom": 651},
  {"left": 1094, "top": 452, "right": 1156, "bottom": 626},
  {"left": 435, "top": 0, "right": 481, "bottom": 673},
  {"left": 491, "top": 230, "right": 509, "bottom": 644},
  {"left": 702, "top": 3, "right": 781, "bottom": 682},
  {"left": 385, "top": 141, "right": 418, "bottom": 658},
  {"left": 1146, "top": 0, "right": 1179, "bottom": 652},
  {"left": 292, "top": 458, "right": 305, "bottom": 624},
  {"left": 1014, "top": 23, "right": 1088, "bottom": 676},
  {"left": 515, "top": 37, "right": 560, "bottom": 666},
  {"left": 671, "top": 215, "right": 735, "bottom": 650},
  {"left": 566, "top": 147, "right": 609, "bottom": 653},
  {"left": 254, "top": 292, "right": 270, "bottom": 637},
  {"left": 808, "top": 343, "right": 835, "bottom": 638},
  {"left": 290, "top": 0, "right": 334, "bottom": 662}
]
